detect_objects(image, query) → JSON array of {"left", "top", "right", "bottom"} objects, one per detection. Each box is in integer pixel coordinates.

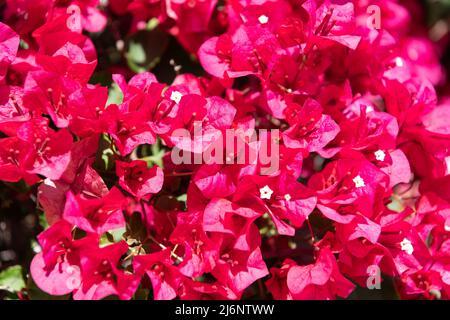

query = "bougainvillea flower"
[
  {"left": 265, "top": 259, "right": 298, "bottom": 300},
  {"left": 0, "top": 86, "right": 31, "bottom": 135},
  {"left": 232, "top": 174, "right": 317, "bottom": 236},
  {"left": 23, "top": 71, "right": 81, "bottom": 128},
  {"left": 133, "top": 249, "right": 185, "bottom": 300},
  {"left": 282, "top": 98, "right": 340, "bottom": 154},
  {"left": 203, "top": 198, "right": 260, "bottom": 242},
  {"left": 0, "top": 22, "right": 20, "bottom": 83},
  {"left": 169, "top": 94, "right": 236, "bottom": 153},
  {"left": 16, "top": 118, "right": 73, "bottom": 180},
  {"left": 73, "top": 241, "right": 140, "bottom": 300},
  {"left": 179, "top": 279, "right": 238, "bottom": 300},
  {"left": 37, "top": 136, "right": 105, "bottom": 225},
  {"left": 210, "top": 231, "right": 269, "bottom": 296},
  {"left": 63, "top": 187, "right": 126, "bottom": 234},
  {"left": 103, "top": 106, "right": 156, "bottom": 156},
  {"left": 0, "top": 136, "right": 38, "bottom": 184},
  {"left": 308, "top": 158, "right": 390, "bottom": 223},
  {"left": 170, "top": 210, "right": 219, "bottom": 278},
  {"left": 116, "top": 160, "right": 163, "bottom": 198},
  {"left": 30, "top": 220, "right": 98, "bottom": 296},
  {"left": 285, "top": 247, "right": 355, "bottom": 300}
]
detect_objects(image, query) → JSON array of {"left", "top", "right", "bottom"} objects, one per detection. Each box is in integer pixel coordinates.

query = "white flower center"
[
  {"left": 445, "top": 221, "right": 450, "bottom": 232},
  {"left": 366, "top": 106, "right": 374, "bottom": 113},
  {"left": 400, "top": 238, "right": 414, "bottom": 255},
  {"left": 395, "top": 57, "right": 404, "bottom": 67},
  {"left": 258, "top": 15, "right": 269, "bottom": 24},
  {"left": 170, "top": 91, "right": 183, "bottom": 104},
  {"left": 353, "top": 175, "right": 365, "bottom": 188},
  {"left": 374, "top": 150, "right": 386, "bottom": 162},
  {"left": 284, "top": 194, "right": 291, "bottom": 201},
  {"left": 259, "top": 185, "right": 273, "bottom": 200},
  {"left": 445, "top": 156, "right": 450, "bottom": 176}
]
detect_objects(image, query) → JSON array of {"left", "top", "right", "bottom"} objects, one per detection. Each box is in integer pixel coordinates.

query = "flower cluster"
[{"left": 1, "top": 0, "right": 450, "bottom": 300}]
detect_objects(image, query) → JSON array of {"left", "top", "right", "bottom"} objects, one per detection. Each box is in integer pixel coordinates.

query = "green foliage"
[
  {"left": 125, "top": 29, "right": 169, "bottom": 73},
  {"left": 106, "top": 82, "right": 124, "bottom": 106},
  {"left": 0, "top": 265, "right": 25, "bottom": 294},
  {"left": 427, "top": 0, "right": 450, "bottom": 25}
]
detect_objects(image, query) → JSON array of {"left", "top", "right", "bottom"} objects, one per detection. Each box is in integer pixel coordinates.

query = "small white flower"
[
  {"left": 445, "top": 156, "right": 450, "bottom": 175},
  {"left": 445, "top": 223, "right": 450, "bottom": 232},
  {"left": 170, "top": 91, "right": 183, "bottom": 104},
  {"left": 400, "top": 238, "right": 414, "bottom": 255},
  {"left": 284, "top": 194, "right": 292, "bottom": 201},
  {"left": 353, "top": 175, "right": 365, "bottom": 188},
  {"left": 258, "top": 15, "right": 269, "bottom": 24},
  {"left": 395, "top": 57, "right": 404, "bottom": 67},
  {"left": 259, "top": 185, "right": 274, "bottom": 200},
  {"left": 374, "top": 150, "right": 386, "bottom": 162}
]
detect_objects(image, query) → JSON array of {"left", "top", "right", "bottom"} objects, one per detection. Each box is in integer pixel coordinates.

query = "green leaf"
[
  {"left": 176, "top": 194, "right": 187, "bottom": 203},
  {"left": 127, "top": 41, "right": 146, "bottom": 65},
  {"left": 146, "top": 18, "right": 159, "bottom": 31},
  {"left": 387, "top": 196, "right": 404, "bottom": 213},
  {"left": 100, "top": 228, "right": 126, "bottom": 246},
  {"left": 107, "top": 82, "right": 124, "bottom": 106},
  {"left": 140, "top": 139, "right": 165, "bottom": 168},
  {"left": 0, "top": 265, "right": 26, "bottom": 293},
  {"left": 39, "top": 212, "right": 49, "bottom": 230},
  {"left": 134, "top": 286, "right": 150, "bottom": 300},
  {"left": 110, "top": 227, "right": 126, "bottom": 242},
  {"left": 102, "top": 148, "right": 114, "bottom": 171},
  {"left": 100, "top": 232, "right": 114, "bottom": 246},
  {"left": 19, "top": 39, "right": 29, "bottom": 50},
  {"left": 125, "top": 29, "right": 169, "bottom": 73}
]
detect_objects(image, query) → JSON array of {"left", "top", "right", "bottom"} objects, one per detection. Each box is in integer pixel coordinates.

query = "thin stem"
[
  {"left": 147, "top": 234, "right": 184, "bottom": 263},
  {"left": 306, "top": 218, "right": 315, "bottom": 243},
  {"left": 164, "top": 171, "right": 193, "bottom": 177}
]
